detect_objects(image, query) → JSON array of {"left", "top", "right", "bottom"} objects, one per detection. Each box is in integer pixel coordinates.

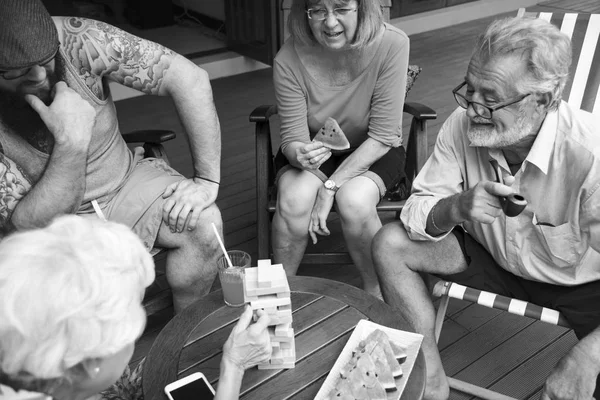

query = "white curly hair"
[{"left": 0, "top": 215, "right": 155, "bottom": 388}]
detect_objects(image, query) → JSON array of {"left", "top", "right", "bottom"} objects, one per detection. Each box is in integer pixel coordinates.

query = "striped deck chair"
[{"left": 431, "top": 8, "right": 599, "bottom": 400}]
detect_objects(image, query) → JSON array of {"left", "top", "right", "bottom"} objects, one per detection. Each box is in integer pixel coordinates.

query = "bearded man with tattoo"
[{"left": 0, "top": 0, "right": 223, "bottom": 313}]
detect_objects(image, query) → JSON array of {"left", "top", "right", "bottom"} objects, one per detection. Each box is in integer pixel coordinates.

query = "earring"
[{"left": 94, "top": 367, "right": 100, "bottom": 375}]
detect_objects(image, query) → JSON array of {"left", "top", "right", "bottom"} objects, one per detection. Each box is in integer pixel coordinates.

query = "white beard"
[{"left": 467, "top": 112, "right": 534, "bottom": 148}]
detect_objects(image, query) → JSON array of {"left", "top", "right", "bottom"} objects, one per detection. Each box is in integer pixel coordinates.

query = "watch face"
[{"left": 325, "top": 180, "right": 336, "bottom": 190}]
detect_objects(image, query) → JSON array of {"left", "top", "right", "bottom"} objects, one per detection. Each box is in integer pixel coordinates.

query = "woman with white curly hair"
[
  {"left": 0, "top": 215, "right": 155, "bottom": 400},
  {"left": 0, "top": 215, "right": 271, "bottom": 400}
]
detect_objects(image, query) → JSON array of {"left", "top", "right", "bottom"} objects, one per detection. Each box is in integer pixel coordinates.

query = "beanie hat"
[{"left": 0, "top": 0, "right": 60, "bottom": 71}]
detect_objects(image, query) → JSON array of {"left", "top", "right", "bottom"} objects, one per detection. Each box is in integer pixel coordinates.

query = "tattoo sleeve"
[
  {"left": 0, "top": 153, "right": 32, "bottom": 237},
  {"left": 59, "top": 17, "right": 175, "bottom": 98}
]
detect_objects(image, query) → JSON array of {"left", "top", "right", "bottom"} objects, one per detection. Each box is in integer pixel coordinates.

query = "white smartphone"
[{"left": 164, "top": 372, "right": 215, "bottom": 400}]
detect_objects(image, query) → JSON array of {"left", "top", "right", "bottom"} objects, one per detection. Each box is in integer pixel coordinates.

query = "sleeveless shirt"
[{"left": 0, "top": 48, "right": 134, "bottom": 213}]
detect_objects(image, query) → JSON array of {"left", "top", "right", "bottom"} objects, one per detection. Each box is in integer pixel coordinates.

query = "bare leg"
[
  {"left": 156, "top": 203, "right": 222, "bottom": 313},
  {"left": 336, "top": 177, "right": 383, "bottom": 298},
  {"left": 272, "top": 170, "right": 322, "bottom": 275},
  {"left": 372, "top": 221, "right": 467, "bottom": 400}
]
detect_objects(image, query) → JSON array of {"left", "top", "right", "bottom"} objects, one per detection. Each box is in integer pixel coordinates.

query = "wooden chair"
[
  {"left": 250, "top": 68, "right": 437, "bottom": 263},
  {"left": 432, "top": 9, "right": 600, "bottom": 400},
  {"left": 121, "top": 130, "right": 176, "bottom": 316}
]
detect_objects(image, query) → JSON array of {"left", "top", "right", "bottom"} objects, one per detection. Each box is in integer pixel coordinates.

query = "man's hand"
[
  {"left": 542, "top": 344, "right": 598, "bottom": 400},
  {"left": 161, "top": 177, "right": 218, "bottom": 232},
  {"left": 308, "top": 186, "right": 335, "bottom": 244},
  {"left": 24, "top": 81, "right": 95, "bottom": 150},
  {"left": 295, "top": 141, "right": 331, "bottom": 170},
  {"left": 456, "top": 177, "right": 515, "bottom": 224},
  {"left": 221, "top": 306, "right": 272, "bottom": 372}
]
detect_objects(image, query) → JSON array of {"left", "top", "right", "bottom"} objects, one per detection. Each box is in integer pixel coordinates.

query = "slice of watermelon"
[
  {"left": 389, "top": 340, "right": 408, "bottom": 365},
  {"left": 365, "top": 377, "right": 387, "bottom": 400},
  {"left": 365, "top": 330, "right": 403, "bottom": 378},
  {"left": 313, "top": 117, "right": 350, "bottom": 151},
  {"left": 369, "top": 343, "right": 397, "bottom": 391},
  {"left": 327, "top": 376, "right": 357, "bottom": 400}
]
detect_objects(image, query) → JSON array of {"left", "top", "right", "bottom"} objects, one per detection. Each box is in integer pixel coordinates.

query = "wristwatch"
[{"left": 324, "top": 179, "right": 339, "bottom": 192}]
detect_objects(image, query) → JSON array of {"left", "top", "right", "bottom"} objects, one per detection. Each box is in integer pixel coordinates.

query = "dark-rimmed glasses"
[
  {"left": 452, "top": 81, "right": 531, "bottom": 120},
  {"left": 306, "top": 7, "right": 357, "bottom": 21},
  {"left": 0, "top": 56, "right": 55, "bottom": 81}
]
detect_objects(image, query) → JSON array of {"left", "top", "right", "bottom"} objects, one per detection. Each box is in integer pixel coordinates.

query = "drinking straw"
[
  {"left": 211, "top": 223, "right": 234, "bottom": 269},
  {"left": 91, "top": 200, "right": 107, "bottom": 221}
]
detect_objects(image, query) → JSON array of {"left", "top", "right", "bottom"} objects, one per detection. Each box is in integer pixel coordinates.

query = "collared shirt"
[{"left": 401, "top": 103, "right": 600, "bottom": 286}]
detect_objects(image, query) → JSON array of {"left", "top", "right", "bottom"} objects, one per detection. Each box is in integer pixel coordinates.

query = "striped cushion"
[{"left": 534, "top": 12, "right": 600, "bottom": 116}]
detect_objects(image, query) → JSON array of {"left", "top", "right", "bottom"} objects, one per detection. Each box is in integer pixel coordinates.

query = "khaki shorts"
[{"left": 80, "top": 149, "right": 185, "bottom": 253}]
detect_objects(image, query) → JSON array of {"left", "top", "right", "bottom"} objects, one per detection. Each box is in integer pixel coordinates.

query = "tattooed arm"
[
  {"left": 0, "top": 153, "right": 31, "bottom": 237},
  {"left": 55, "top": 16, "right": 221, "bottom": 181},
  {"left": 54, "top": 17, "right": 221, "bottom": 231}
]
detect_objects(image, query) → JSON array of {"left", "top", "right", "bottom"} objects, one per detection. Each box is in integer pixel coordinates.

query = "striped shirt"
[{"left": 401, "top": 102, "right": 600, "bottom": 286}]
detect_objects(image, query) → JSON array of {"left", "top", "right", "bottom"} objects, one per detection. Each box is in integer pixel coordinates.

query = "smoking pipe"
[{"left": 489, "top": 159, "right": 527, "bottom": 217}]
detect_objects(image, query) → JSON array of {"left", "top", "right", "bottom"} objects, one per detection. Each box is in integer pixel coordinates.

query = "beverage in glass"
[{"left": 217, "top": 250, "right": 251, "bottom": 307}]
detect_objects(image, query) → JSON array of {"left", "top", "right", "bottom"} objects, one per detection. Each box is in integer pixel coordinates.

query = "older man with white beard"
[{"left": 371, "top": 16, "right": 600, "bottom": 400}]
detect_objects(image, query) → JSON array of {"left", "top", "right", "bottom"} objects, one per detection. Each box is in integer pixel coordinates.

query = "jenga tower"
[{"left": 244, "top": 259, "right": 296, "bottom": 369}]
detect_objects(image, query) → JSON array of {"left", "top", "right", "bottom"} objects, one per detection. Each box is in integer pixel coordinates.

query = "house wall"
[{"left": 173, "top": 0, "right": 225, "bottom": 21}]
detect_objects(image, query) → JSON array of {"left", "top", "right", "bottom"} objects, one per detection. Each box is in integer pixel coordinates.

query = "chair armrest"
[
  {"left": 250, "top": 105, "right": 278, "bottom": 123},
  {"left": 121, "top": 129, "right": 176, "bottom": 144},
  {"left": 403, "top": 102, "right": 437, "bottom": 120}
]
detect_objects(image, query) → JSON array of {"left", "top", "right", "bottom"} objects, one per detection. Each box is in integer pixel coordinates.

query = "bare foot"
[
  {"left": 424, "top": 368, "right": 449, "bottom": 400},
  {"left": 422, "top": 339, "right": 450, "bottom": 400}
]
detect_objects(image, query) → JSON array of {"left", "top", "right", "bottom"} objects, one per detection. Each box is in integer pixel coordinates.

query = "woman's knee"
[
  {"left": 276, "top": 175, "right": 319, "bottom": 219},
  {"left": 335, "top": 180, "right": 379, "bottom": 223}
]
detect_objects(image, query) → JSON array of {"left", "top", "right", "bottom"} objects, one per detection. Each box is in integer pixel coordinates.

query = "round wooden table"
[{"left": 143, "top": 276, "right": 426, "bottom": 400}]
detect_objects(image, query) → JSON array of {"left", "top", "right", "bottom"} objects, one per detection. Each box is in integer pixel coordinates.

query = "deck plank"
[{"left": 118, "top": 3, "right": 596, "bottom": 396}]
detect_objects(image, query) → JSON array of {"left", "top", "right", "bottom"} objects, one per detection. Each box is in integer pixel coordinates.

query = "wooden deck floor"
[{"left": 116, "top": 2, "right": 599, "bottom": 398}]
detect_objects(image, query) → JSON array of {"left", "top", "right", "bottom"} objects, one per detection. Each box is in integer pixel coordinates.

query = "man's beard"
[
  {"left": 467, "top": 107, "right": 534, "bottom": 148},
  {"left": 0, "top": 53, "right": 66, "bottom": 153}
]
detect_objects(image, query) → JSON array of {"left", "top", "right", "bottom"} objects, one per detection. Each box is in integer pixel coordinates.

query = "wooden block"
[
  {"left": 252, "top": 307, "right": 292, "bottom": 325},
  {"left": 275, "top": 322, "right": 292, "bottom": 336},
  {"left": 250, "top": 294, "right": 291, "bottom": 310},
  {"left": 274, "top": 326, "right": 294, "bottom": 338},
  {"left": 245, "top": 281, "right": 290, "bottom": 298},
  {"left": 257, "top": 261, "right": 288, "bottom": 289},
  {"left": 269, "top": 327, "right": 294, "bottom": 341},
  {"left": 257, "top": 361, "right": 295, "bottom": 369},
  {"left": 257, "top": 260, "right": 274, "bottom": 288},
  {"left": 245, "top": 295, "right": 260, "bottom": 303},
  {"left": 270, "top": 347, "right": 283, "bottom": 364},
  {"left": 267, "top": 313, "right": 293, "bottom": 326},
  {"left": 280, "top": 341, "right": 292, "bottom": 350},
  {"left": 243, "top": 268, "right": 259, "bottom": 302},
  {"left": 282, "top": 346, "right": 296, "bottom": 363}
]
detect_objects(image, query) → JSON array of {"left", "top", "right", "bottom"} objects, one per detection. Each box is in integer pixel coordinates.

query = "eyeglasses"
[
  {"left": 452, "top": 81, "right": 531, "bottom": 120},
  {"left": 306, "top": 7, "right": 357, "bottom": 21},
  {"left": 0, "top": 57, "right": 54, "bottom": 81}
]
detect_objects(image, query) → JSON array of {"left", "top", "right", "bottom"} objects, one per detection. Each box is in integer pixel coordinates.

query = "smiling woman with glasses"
[
  {"left": 452, "top": 80, "right": 531, "bottom": 119},
  {"left": 270, "top": 0, "right": 412, "bottom": 302},
  {"left": 305, "top": 7, "right": 357, "bottom": 21}
]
